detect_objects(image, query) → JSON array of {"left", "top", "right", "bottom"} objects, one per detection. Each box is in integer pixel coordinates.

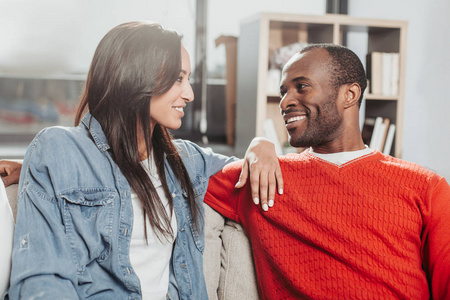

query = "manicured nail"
[
  {"left": 253, "top": 197, "right": 259, "bottom": 205},
  {"left": 268, "top": 200, "right": 274, "bottom": 207},
  {"left": 278, "top": 188, "right": 283, "bottom": 195},
  {"left": 262, "top": 204, "right": 269, "bottom": 211},
  {"left": 234, "top": 181, "right": 240, "bottom": 188}
]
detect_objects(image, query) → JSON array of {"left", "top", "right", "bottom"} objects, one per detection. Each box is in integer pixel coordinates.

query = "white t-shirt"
[
  {"left": 129, "top": 155, "right": 177, "bottom": 300},
  {"left": 0, "top": 180, "right": 14, "bottom": 296},
  {"left": 309, "top": 146, "right": 373, "bottom": 165}
]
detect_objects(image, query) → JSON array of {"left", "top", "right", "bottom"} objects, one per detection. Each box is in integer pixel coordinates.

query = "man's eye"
[
  {"left": 280, "top": 90, "right": 287, "bottom": 97},
  {"left": 296, "top": 83, "right": 307, "bottom": 91}
]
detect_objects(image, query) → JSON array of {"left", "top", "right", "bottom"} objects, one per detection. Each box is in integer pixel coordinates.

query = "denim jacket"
[{"left": 6, "top": 113, "right": 237, "bottom": 300}]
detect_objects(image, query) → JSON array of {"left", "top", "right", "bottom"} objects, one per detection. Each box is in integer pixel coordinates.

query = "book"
[
  {"left": 390, "top": 53, "right": 400, "bottom": 96},
  {"left": 367, "top": 52, "right": 400, "bottom": 96},
  {"left": 381, "top": 53, "right": 393, "bottom": 96},
  {"left": 379, "top": 118, "right": 391, "bottom": 151},
  {"left": 383, "top": 124, "right": 396, "bottom": 155},
  {"left": 369, "top": 117, "right": 384, "bottom": 150},
  {"left": 367, "top": 52, "right": 383, "bottom": 94}
]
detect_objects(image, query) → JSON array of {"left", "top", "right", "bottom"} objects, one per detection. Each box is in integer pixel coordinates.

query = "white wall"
[
  {"left": 0, "top": 0, "right": 196, "bottom": 75},
  {"left": 348, "top": 0, "right": 450, "bottom": 181}
]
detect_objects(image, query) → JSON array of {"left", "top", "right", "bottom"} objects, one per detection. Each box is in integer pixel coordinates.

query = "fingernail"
[
  {"left": 253, "top": 197, "right": 259, "bottom": 205},
  {"left": 234, "top": 181, "right": 240, "bottom": 188},
  {"left": 278, "top": 188, "right": 283, "bottom": 195},
  {"left": 262, "top": 204, "right": 269, "bottom": 211},
  {"left": 268, "top": 200, "right": 274, "bottom": 207}
]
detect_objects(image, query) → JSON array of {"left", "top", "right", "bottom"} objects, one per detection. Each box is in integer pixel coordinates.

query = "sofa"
[{"left": 5, "top": 183, "right": 260, "bottom": 300}]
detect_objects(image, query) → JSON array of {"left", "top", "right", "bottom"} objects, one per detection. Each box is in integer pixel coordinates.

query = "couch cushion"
[
  {"left": 203, "top": 203, "right": 259, "bottom": 300},
  {"left": 6, "top": 183, "right": 19, "bottom": 221},
  {"left": 219, "top": 218, "right": 259, "bottom": 300},
  {"left": 204, "top": 203, "right": 225, "bottom": 300}
]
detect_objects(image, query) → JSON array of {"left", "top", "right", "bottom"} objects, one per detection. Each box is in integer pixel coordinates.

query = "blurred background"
[{"left": 0, "top": 0, "right": 449, "bottom": 181}]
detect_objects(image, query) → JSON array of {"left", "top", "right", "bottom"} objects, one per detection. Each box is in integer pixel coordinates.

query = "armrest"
[
  {"left": 203, "top": 203, "right": 259, "bottom": 300},
  {"left": 6, "top": 183, "right": 19, "bottom": 222}
]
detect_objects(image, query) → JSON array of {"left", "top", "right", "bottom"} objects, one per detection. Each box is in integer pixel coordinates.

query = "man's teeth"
[
  {"left": 287, "top": 116, "right": 306, "bottom": 124},
  {"left": 173, "top": 107, "right": 184, "bottom": 112}
]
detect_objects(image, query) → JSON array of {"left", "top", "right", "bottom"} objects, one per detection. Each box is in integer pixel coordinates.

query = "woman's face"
[{"left": 149, "top": 46, "right": 193, "bottom": 130}]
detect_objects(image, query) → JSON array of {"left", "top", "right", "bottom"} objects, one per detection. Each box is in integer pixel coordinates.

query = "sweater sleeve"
[
  {"left": 204, "top": 161, "right": 245, "bottom": 223},
  {"left": 422, "top": 177, "right": 450, "bottom": 299}
]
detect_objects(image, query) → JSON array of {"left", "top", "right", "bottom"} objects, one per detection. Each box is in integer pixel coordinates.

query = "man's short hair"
[{"left": 300, "top": 44, "right": 367, "bottom": 105}]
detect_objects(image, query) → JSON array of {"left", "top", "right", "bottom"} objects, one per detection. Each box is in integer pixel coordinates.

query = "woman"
[{"left": 6, "top": 22, "right": 281, "bottom": 299}]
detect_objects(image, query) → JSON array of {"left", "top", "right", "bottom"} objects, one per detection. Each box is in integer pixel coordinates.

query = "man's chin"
[
  {"left": 288, "top": 139, "right": 309, "bottom": 148},
  {"left": 288, "top": 137, "right": 322, "bottom": 148}
]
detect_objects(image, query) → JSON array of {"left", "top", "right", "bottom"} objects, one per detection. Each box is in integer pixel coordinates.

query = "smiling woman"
[{"left": 5, "top": 21, "right": 282, "bottom": 300}]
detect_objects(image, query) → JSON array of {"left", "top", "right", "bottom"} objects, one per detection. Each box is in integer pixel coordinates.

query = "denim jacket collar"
[{"left": 81, "top": 112, "right": 110, "bottom": 153}]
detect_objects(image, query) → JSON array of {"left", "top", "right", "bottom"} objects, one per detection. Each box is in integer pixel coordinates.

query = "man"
[{"left": 205, "top": 44, "right": 450, "bottom": 299}]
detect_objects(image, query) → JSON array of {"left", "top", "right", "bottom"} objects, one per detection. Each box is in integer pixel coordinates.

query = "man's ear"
[{"left": 343, "top": 83, "right": 361, "bottom": 109}]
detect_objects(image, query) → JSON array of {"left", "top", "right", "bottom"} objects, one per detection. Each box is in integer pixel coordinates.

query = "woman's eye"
[{"left": 177, "top": 76, "right": 183, "bottom": 83}]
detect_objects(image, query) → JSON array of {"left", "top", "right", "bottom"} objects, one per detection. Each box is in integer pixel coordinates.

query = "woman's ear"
[{"left": 343, "top": 83, "right": 361, "bottom": 109}]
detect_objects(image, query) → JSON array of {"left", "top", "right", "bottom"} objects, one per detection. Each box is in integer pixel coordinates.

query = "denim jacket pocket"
[
  {"left": 60, "top": 188, "right": 116, "bottom": 272},
  {"left": 182, "top": 176, "right": 207, "bottom": 253}
]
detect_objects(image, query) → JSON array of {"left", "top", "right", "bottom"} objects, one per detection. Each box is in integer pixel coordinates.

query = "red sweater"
[{"left": 205, "top": 150, "right": 450, "bottom": 300}]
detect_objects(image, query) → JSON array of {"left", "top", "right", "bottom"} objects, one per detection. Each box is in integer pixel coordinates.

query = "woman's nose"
[{"left": 182, "top": 83, "right": 194, "bottom": 102}]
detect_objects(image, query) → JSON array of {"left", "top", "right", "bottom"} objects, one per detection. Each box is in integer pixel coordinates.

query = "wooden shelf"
[{"left": 365, "top": 94, "right": 398, "bottom": 101}]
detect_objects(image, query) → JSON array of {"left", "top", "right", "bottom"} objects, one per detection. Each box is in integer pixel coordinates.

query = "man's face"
[{"left": 279, "top": 48, "right": 343, "bottom": 148}]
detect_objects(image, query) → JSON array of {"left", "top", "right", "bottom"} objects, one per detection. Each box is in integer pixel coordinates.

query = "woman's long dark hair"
[{"left": 75, "top": 21, "right": 198, "bottom": 241}]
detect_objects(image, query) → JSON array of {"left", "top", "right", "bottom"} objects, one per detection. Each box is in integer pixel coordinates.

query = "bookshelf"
[{"left": 234, "top": 13, "right": 407, "bottom": 158}]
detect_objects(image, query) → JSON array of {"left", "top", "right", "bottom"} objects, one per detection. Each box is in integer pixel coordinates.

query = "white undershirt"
[
  {"left": 309, "top": 145, "right": 373, "bottom": 165},
  {"left": 130, "top": 154, "right": 177, "bottom": 300}
]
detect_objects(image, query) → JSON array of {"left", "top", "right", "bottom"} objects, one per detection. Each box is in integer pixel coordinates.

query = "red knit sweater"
[{"left": 205, "top": 150, "right": 450, "bottom": 300}]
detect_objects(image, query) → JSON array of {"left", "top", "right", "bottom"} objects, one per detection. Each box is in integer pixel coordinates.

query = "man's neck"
[
  {"left": 309, "top": 146, "right": 373, "bottom": 165},
  {"left": 311, "top": 139, "right": 366, "bottom": 154}
]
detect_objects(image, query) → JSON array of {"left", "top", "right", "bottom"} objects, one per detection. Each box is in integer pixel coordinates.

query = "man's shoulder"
[
  {"left": 278, "top": 151, "right": 312, "bottom": 167},
  {"left": 218, "top": 160, "right": 243, "bottom": 176},
  {"left": 379, "top": 154, "right": 440, "bottom": 180}
]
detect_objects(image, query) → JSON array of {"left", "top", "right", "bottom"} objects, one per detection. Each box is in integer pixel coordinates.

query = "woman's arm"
[
  {"left": 2, "top": 136, "right": 284, "bottom": 212},
  {"left": 7, "top": 136, "right": 79, "bottom": 299},
  {"left": 175, "top": 137, "right": 283, "bottom": 211}
]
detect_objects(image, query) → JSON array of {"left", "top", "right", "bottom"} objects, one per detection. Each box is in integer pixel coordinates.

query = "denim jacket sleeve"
[
  {"left": 6, "top": 129, "right": 80, "bottom": 300},
  {"left": 173, "top": 139, "right": 239, "bottom": 179}
]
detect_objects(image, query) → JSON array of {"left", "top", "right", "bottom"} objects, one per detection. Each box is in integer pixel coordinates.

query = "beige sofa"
[{"left": 5, "top": 184, "right": 259, "bottom": 299}]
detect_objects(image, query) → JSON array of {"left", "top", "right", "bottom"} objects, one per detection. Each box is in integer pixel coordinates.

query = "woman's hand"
[
  {"left": 0, "top": 160, "right": 22, "bottom": 187},
  {"left": 235, "top": 137, "right": 283, "bottom": 211}
]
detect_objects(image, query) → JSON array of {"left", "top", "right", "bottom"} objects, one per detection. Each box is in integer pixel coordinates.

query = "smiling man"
[{"left": 205, "top": 44, "right": 450, "bottom": 299}]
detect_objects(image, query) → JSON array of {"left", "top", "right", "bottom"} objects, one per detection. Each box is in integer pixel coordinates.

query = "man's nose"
[{"left": 279, "top": 91, "right": 298, "bottom": 112}]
